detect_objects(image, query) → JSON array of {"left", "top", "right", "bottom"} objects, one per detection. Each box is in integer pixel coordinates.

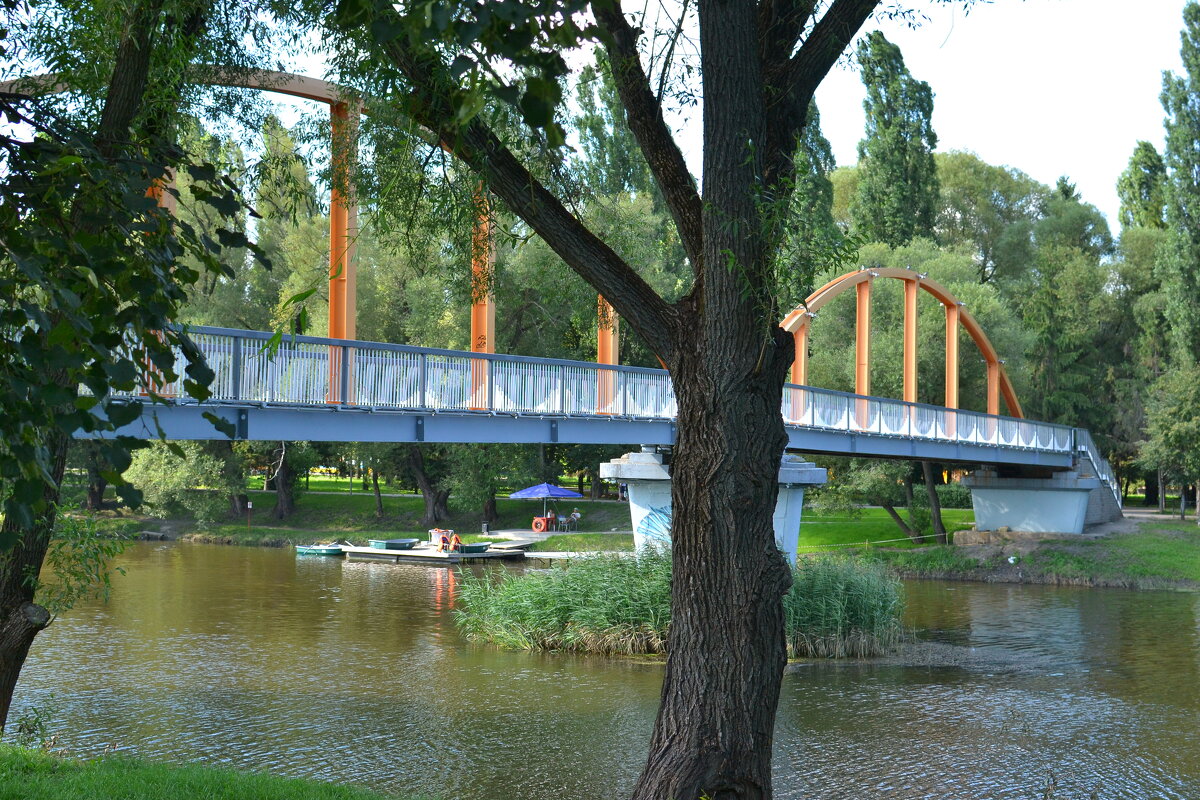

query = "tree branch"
[
  {"left": 592, "top": 0, "right": 703, "bottom": 274},
  {"left": 380, "top": 35, "right": 677, "bottom": 362},
  {"left": 760, "top": 0, "right": 877, "bottom": 193},
  {"left": 788, "top": 0, "right": 879, "bottom": 109}
]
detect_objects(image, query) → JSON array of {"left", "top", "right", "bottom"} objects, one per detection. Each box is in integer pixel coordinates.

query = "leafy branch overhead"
[{"left": 0, "top": 94, "right": 263, "bottom": 540}]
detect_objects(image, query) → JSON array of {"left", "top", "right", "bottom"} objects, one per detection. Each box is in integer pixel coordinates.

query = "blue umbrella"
[{"left": 509, "top": 482, "right": 583, "bottom": 517}]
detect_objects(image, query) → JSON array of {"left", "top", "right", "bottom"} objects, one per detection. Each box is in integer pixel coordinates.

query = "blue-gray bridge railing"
[{"left": 123, "top": 325, "right": 1085, "bottom": 459}]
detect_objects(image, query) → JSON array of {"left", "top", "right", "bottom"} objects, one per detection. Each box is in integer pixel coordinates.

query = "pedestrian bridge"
[{"left": 111, "top": 325, "right": 1118, "bottom": 502}]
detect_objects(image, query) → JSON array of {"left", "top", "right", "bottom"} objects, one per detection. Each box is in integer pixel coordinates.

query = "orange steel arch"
[
  {"left": 780, "top": 267, "right": 1023, "bottom": 418},
  {"left": 1, "top": 68, "right": 620, "bottom": 370}
]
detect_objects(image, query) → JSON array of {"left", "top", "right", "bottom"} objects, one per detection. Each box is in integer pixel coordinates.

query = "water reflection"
[{"left": 14, "top": 543, "right": 1200, "bottom": 800}]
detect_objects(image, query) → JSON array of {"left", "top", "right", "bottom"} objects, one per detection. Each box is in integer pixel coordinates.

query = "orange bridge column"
[
  {"left": 986, "top": 358, "right": 1000, "bottom": 416},
  {"left": 792, "top": 321, "right": 809, "bottom": 386},
  {"left": 855, "top": 278, "right": 872, "bottom": 397},
  {"left": 328, "top": 100, "right": 358, "bottom": 403},
  {"left": 903, "top": 278, "right": 918, "bottom": 404},
  {"left": 944, "top": 302, "right": 960, "bottom": 410},
  {"left": 469, "top": 185, "right": 495, "bottom": 409},
  {"left": 597, "top": 296, "right": 619, "bottom": 413}
]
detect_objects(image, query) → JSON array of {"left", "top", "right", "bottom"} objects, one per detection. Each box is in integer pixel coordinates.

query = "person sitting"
[
  {"left": 437, "top": 530, "right": 451, "bottom": 552},
  {"left": 449, "top": 533, "right": 463, "bottom": 552},
  {"left": 566, "top": 508, "right": 582, "bottom": 531}
]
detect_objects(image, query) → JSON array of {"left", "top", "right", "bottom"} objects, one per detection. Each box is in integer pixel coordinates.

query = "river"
[{"left": 13, "top": 542, "right": 1200, "bottom": 799}]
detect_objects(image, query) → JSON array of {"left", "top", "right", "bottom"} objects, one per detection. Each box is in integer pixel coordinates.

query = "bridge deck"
[{"left": 104, "top": 325, "right": 1096, "bottom": 475}]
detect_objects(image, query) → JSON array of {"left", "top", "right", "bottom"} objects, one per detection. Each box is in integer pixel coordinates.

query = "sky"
[
  {"left": 809, "top": 0, "right": 1189, "bottom": 230},
  {"left": 263, "top": 1, "right": 1190, "bottom": 232}
]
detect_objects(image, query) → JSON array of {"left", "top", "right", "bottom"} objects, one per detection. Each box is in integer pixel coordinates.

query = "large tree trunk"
[
  {"left": 631, "top": 6, "right": 793, "bottom": 797},
  {"left": 1158, "top": 468, "right": 1166, "bottom": 513},
  {"left": 481, "top": 495, "right": 498, "bottom": 525},
  {"left": 272, "top": 443, "right": 295, "bottom": 519},
  {"left": 0, "top": 430, "right": 68, "bottom": 730},
  {"left": 371, "top": 470, "right": 384, "bottom": 518},
  {"left": 408, "top": 445, "right": 449, "bottom": 526},
  {"left": 922, "top": 461, "right": 948, "bottom": 544}
]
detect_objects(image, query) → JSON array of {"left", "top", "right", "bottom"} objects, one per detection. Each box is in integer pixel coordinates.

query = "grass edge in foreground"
[{"left": 0, "top": 744, "right": 423, "bottom": 800}]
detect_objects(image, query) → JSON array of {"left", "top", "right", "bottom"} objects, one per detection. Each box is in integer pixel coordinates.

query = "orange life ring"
[{"left": 532, "top": 517, "right": 547, "bottom": 533}]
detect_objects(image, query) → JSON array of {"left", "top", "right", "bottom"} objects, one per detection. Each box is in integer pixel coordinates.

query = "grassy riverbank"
[
  {"left": 456, "top": 548, "right": 904, "bottom": 658},
  {"left": 859, "top": 518, "right": 1200, "bottom": 590},
  {"left": 0, "top": 745, "right": 413, "bottom": 800},
  {"left": 87, "top": 492, "right": 633, "bottom": 546}
]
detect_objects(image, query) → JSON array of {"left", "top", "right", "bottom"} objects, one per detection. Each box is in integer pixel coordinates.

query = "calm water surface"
[{"left": 15, "top": 542, "right": 1200, "bottom": 799}]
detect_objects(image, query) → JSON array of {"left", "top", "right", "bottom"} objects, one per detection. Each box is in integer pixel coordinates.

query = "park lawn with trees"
[{"left": 5, "top": 1, "right": 1200, "bottom": 799}]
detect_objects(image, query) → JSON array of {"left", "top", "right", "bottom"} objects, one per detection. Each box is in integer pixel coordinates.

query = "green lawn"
[
  {"left": 0, "top": 745, "right": 418, "bottom": 800},
  {"left": 1023, "top": 521, "right": 1200, "bottom": 584},
  {"left": 118, "top": 491, "right": 633, "bottom": 546},
  {"left": 797, "top": 507, "right": 976, "bottom": 551},
  {"left": 527, "top": 533, "right": 635, "bottom": 552}
]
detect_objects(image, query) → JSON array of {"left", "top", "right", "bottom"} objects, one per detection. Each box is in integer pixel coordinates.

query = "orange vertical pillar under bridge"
[
  {"left": 597, "top": 296, "right": 620, "bottom": 413},
  {"left": 328, "top": 101, "right": 358, "bottom": 403},
  {"left": 470, "top": 186, "right": 496, "bottom": 408}
]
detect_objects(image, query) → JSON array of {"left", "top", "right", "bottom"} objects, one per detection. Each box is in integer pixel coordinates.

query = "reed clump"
[
  {"left": 783, "top": 556, "right": 905, "bottom": 658},
  {"left": 456, "top": 549, "right": 904, "bottom": 659}
]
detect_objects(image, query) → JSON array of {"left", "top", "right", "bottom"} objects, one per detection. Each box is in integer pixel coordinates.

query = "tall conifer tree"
[
  {"left": 1160, "top": 1, "right": 1200, "bottom": 365},
  {"left": 850, "top": 31, "right": 938, "bottom": 246}
]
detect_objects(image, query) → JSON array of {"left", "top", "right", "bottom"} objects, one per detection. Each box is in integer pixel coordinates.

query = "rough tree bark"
[
  {"left": 374, "top": 1, "right": 879, "bottom": 794},
  {"left": 272, "top": 443, "right": 295, "bottom": 519},
  {"left": 922, "top": 461, "right": 947, "bottom": 544},
  {"left": 0, "top": 430, "right": 67, "bottom": 728},
  {"left": 408, "top": 445, "right": 450, "bottom": 526},
  {"left": 371, "top": 470, "right": 385, "bottom": 517}
]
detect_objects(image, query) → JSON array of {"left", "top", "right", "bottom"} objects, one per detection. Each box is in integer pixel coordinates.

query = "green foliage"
[
  {"left": 124, "top": 442, "right": 244, "bottom": 524},
  {"left": 456, "top": 549, "right": 672, "bottom": 655},
  {"left": 5, "top": 698, "right": 57, "bottom": 750},
  {"left": 31, "top": 513, "right": 130, "bottom": 616},
  {"left": 776, "top": 102, "right": 858, "bottom": 308},
  {"left": 1159, "top": 1, "right": 1200, "bottom": 365},
  {"left": 1019, "top": 244, "right": 1120, "bottom": 430},
  {"left": 456, "top": 549, "right": 906, "bottom": 658},
  {"left": 783, "top": 556, "right": 905, "bottom": 658},
  {"left": 0, "top": 744, "right": 414, "bottom": 800},
  {"left": 0, "top": 92, "right": 258, "bottom": 540},
  {"left": 934, "top": 151, "right": 1048, "bottom": 283},
  {"left": 1117, "top": 141, "right": 1167, "bottom": 230},
  {"left": 851, "top": 31, "right": 939, "bottom": 247},
  {"left": 1140, "top": 365, "right": 1200, "bottom": 488}
]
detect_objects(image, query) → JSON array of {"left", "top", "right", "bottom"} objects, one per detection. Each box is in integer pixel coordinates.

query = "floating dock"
[{"left": 341, "top": 544, "right": 525, "bottom": 563}]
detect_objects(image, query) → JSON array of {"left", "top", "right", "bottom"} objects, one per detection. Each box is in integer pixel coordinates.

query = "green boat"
[
  {"left": 295, "top": 544, "right": 344, "bottom": 556},
  {"left": 456, "top": 542, "right": 491, "bottom": 554},
  {"left": 367, "top": 538, "right": 421, "bottom": 551}
]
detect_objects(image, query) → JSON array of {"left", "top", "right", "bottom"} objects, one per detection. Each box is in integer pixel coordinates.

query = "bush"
[{"left": 456, "top": 550, "right": 905, "bottom": 659}]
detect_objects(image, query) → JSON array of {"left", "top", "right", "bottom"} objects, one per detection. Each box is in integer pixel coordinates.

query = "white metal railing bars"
[
  {"left": 1075, "top": 429, "right": 1122, "bottom": 507},
  {"left": 124, "top": 325, "right": 1083, "bottom": 458}
]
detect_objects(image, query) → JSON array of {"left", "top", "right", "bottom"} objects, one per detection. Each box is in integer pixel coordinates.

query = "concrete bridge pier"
[
  {"left": 961, "top": 467, "right": 1117, "bottom": 535},
  {"left": 600, "top": 448, "right": 827, "bottom": 563}
]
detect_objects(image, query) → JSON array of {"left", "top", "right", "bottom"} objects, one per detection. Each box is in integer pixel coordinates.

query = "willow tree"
[{"left": 313, "top": 2, "right": 885, "bottom": 797}]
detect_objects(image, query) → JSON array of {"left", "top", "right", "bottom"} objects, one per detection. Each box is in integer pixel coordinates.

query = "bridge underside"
[{"left": 108, "top": 402, "right": 1074, "bottom": 470}]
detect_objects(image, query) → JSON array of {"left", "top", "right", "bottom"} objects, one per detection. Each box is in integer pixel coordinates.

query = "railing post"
[
  {"left": 230, "top": 336, "right": 242, "bottom": 402},
  {"left": 487, "top": 356, "right": 495, "bottom": 411},
  {"left": 340, "top": 345, "right": 350, "bottom": 405},
  {"left": 419, "top": 353, "right": 427, "bottom": 408},
  {"left": 559, "top": 365, "right": 566, "bottom": 414}
]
